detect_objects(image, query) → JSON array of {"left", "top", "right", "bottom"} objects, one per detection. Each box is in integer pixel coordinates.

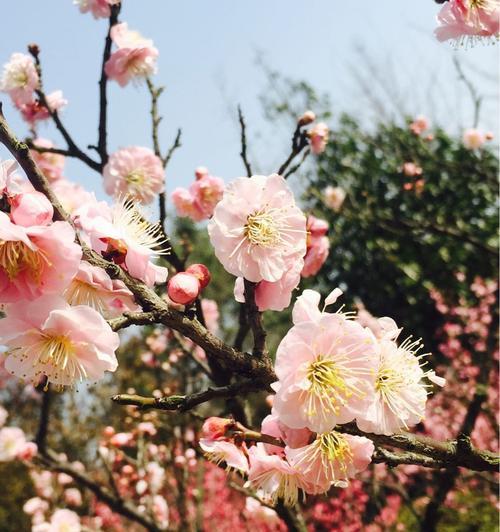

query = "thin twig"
[
  {"left": 111, "top": 379, "right": 264, "bottom": 412},
  {"left": 277, "top": 123, "right": 309, "bottom": 177},
  {"left": 96, "top": 3, "right": 121, "bottom": 165},
  {"left": 243, "top": 279, "right": 267, "bottom": 357},
  {"left": 237, "top": 105, "right": 252, "bottom": 176},
  {"left": 28, "top": 47, "right": 102, "bottom": 173}
]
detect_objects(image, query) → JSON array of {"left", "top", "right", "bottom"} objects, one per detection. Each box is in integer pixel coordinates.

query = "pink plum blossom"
[
  {"left": 64, "top": 488, "right": 82, "bottom": 507},
  {"left": 0, "top": 295, "right": 119, "bottom": 387},
  {"left": 435, "top": 0, "right": 499, "bottom": 44},
  {"left": 171, "top": 187, "right": 205, "bottom": 221},
  {"left": 402, "top": 162, "right": 423, "bottom": 177},
  {"left": 208, "top": 174, "right": 307, "bottom": 283},
  {"left": 103, "top": 146, "right": 164, "bottom": 204},
  {"left": 356, "top": 335, "right": 444, "bottom": 435},
  {"left": 323, "top": 185, "right": 346, "bottom": 212},
  {"left": 463, "top": 128, "right": 486, "bottom": 150},
  {"left": 105, "top": 23, "right": 159, "bottom": 86},
  {"left": 17, "top": 90, "right": 67, "bottom": 125},
  {"left": 298, "top": 110, "right": 316, "bottom": 126},
  {"left": 30, "top": 139, "right": 65, "bottom": 182},
  {"left": 285, "top": 431, "right": 374, "bottom": 493},
  {"left": 64, "top": 261, "right": 139, "bottom": 318},
  {"left": 0, "top": 159, "right": 25, "bottom": 197},
  {"left": 23, "top": 497, "right": 49, "bottom": 516},
  {"left": 234, "top": 255, "right": 303, "bottom": 311},
  {"left": 301, "top": 215, "right": 330, "bottom": 278},
  {"left": 190, "top": 173, "right": 225, "bottom": 218},
  {"left": 272, "top": 301, "right": 378, "bottom": 433},
  {"left": 0, "top": 53, "right": 39, "bottom": 105},
  {"left": 75, "top": 0, "right": 120, "bottom": 19},
  {"left": 10, "top": 191, "right": 54, "bottom": 227},
  {"left": 171, "top": 169, "right": 224, "bottom": 221},
  {"left": 409, "top": 115, "right": 430, "bottom": 135},
  {"left": 199, "top": 439, "right": 248, "bottom": 472},
  {"left": 308, "top": 122, "right": 329, "bottom": 154},
  {"left": 51, "top": 180, "right": 94, "bottom": 215},
  {"left": 0, "top": 212, "right": 82, "bottom": 302},
  {"left": 109, "top": 432, "right": 134, "bottom": 447},
  {"left": 17, "top": 441, "right": 38, "bottom": 461},
  {"left": 0, "top": 426, "right": 26, "bottom": 461},
  {"left": 36, "top": 508, "right": 81, "bottom": 532},
  {"left": 247, "top": 443, "right": 310, "bottom": 505},
  {"left": 74, "top": 198, "right": 168, "bottom": 286}
]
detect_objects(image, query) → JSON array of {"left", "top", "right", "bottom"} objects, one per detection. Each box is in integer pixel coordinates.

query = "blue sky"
[{"left": 0, "top": 1, "right": 498, "bottom": 205}]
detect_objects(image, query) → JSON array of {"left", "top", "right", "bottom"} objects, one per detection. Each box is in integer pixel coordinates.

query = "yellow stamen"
[
  {"left": 0, "top": 240, "right": 48, "bottom": 282},
  {"left": 244, "top": 210, "right": 281, "bottom": 247}
]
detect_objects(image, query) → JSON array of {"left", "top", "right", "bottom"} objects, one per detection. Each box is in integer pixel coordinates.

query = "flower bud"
[
  {"left": 10, "top": 191, "right": 53, "bottom": 226},
  {"left": 201, "top": 416, "right": 232, "bottom": 441},
  {"left": 16, "top": 441, "right": 37, "bottom": 461},
  {"left": 167, "top": 272, "right": 200, "bottom": 305},
  {"left": 298, "top": 110, "right": 316, "bottom": 126},
  {"left": 195, "top": 166, "right": 209, "bottom": 180},
  {"left": 185, "top": 263, "right": 211, "bottom": 289}
]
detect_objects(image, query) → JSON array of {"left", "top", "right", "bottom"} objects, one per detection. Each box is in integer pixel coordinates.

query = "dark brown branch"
[
  {"left": 338, "top": 423, "right": 499, "bottom": 473},
  {"left": 38, "top": 449, "right": 161, "bottom": 532},
  {"left": 35, "top": 384, "right": 51, "bottom": 454},
  {"left": 237, "top": 105, "right": 252, "bottom": 176},
  {"left": 243, "top": 279, "right": 267, "bottom": 357},
  {"left": 25, "top": 141, "right": 74, "bottom": 158},
  {"left": 97, "top": 3, "right": 121, "bottom": 165},
  {"left": 283, "top": 148, "right": 310, "bottom": 179},
  {"left": 111, "top": 379, "right": 264, "bottom": 412},
  {"left": 28, "top": 47, "right": 101, "bottom": 173},
  {"left": 108, "top": 311, "right": 160, "bottom": 331},
  {"left": 277, "top": 123, "right": 309, "bottom": 177}
]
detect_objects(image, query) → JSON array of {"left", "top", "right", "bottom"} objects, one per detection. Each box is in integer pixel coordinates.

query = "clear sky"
[{"left": 0, "top": 1, "right": 498, "bottom": 204}]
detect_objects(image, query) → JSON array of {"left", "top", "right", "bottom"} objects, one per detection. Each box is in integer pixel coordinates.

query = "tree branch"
[
  {"left": 111, "top": 379, "right": 264, "bottom": 412},
  {"left": 97, "top": 3, "right": 121, "bottom": 165},
  {"left": 243, "top": 279, "right": 268, "bottom": 357},
  {"left": 38, "top": 449, "right": 161, "bottom": 532},
  {"left": 28, "top": 47, "right": 102, "bottom": 173},
  {"left": 277, "top": 123, "right": 309, "bottom": 177},
  {"left": 237, "top": 105, "right": 252, "bottom": 177}
]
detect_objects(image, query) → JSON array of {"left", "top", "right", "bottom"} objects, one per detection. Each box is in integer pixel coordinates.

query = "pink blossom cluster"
[
  {"left": 435, "top": 0, "right": 499, "bottom": 45},
  {"left": 0, "top": 53, "right": 67, "bottom": 127},
  {"left": 301, "top": 214, "right": 330, "bottom": 277},
  {"left": 105, "top": 22, "right": 159, "bottom": 87},
  {"left": 0, "top": 159, "right": 163, "bottom": 388},
  {"left": 201, "top": 288, "right": 444, "bottom": 505},
  {"left": 172, "top": 166, "right": 225, "bottom": 222}
]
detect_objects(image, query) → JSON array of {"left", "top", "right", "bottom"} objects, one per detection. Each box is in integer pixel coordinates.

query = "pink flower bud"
[
  {"left": 298, "top": 110, "right": 316, "bottom": 126},
  {"left": 103, "top": 426, "right": 115, "bottom": 437},
  {"left": 485, "top": 132, "right": 494, "bottom": 141},
  {"left": 185, "top": 263, "right": 211, "bottom": 289},
  {"left": 167, "top": 272, "right": 200, "bottom": 305},
  {"left": 16, "top": 441, "right": 37, "bottom": 461},
  {"left": 10, "top": 191, "right": 54, "bottom": 226},
  {"left": 122, "top": 464, "right": 134, "bottom": 475},
  {"left": 201, "top": 417, "right": 232, "bottom": 441},
  {"left": 195, "top": 166, "right": 209, "bottom": 180}
]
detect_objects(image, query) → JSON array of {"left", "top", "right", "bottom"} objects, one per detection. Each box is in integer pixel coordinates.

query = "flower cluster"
[
  {"left": 75, "top": 0, "right": 121, "bottom": 19},
  {"left": 201, "top": 289, "right": 444, "bottom": 504},
  {"left": 0, "top": 53, "right": 67, "bottom": 127},
  {"left": 171, "top": 166, "right": 225, "bottom": 222}
]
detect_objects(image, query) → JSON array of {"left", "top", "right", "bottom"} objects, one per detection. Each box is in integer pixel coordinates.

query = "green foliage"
[{"left": 304, "top": 114, "right": 498, "bottom": 352}]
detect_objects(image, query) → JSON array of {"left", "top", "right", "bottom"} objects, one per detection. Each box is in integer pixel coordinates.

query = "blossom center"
[
  {"left": 244, "top": 210, "right": 280, "bottom": 247},
  {"left": 375, "top": 367, "right": 405, "bottom": 393},
  {"left": 125, "top": 170, "right": 146, "bottom": 186},
  {"left": 318, "top": 431, "right": 353, "bottom": 466},
  {"left": 0, "top": 240, "right": 46, "bottom": 281}
]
